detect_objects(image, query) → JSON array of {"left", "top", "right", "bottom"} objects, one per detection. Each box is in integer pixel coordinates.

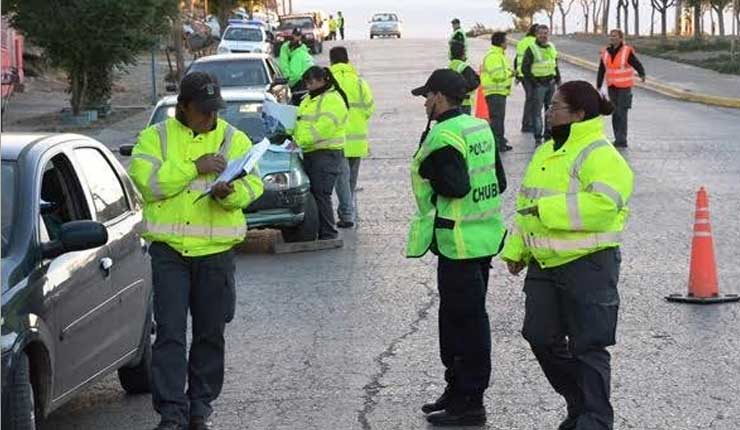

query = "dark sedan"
[{"left": 1, "top": 133, "right": 153, "bottom": 430}]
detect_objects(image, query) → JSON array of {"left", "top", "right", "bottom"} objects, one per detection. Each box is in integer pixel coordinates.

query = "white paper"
[
  {"left": 196, "top": 138, "right": 271, "bottom": 201},
  {"left": 263, "top": 100, "right": 298, "bottom": 130}
]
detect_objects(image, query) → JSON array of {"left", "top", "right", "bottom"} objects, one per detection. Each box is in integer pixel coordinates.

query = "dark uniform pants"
[
  {"left": 149, "top": 242, "right": 236, "bottom": 426},
  {"left": 608, "top": 87, "right": 632, "bottom": 146},
  {"left": 303, "top": 149, "right": 343, "bottom": 239},
  {"left": 437, "top": 255, "right": 493, "bottom": 399},
  {"left": 522, "top": 247, "right": 621, "bottom": 430},
  {"left": 486, "top": 94, "right": 508, "bottom": 147},
  {"left": 521, "top": 78, "right": 535, "bottom": 131}
]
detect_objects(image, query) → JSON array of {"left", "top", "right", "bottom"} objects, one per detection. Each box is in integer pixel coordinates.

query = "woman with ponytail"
[
  {"left": 501, "top": 80, "right": 634, "bottom": 430},
  {"left": 290, "top": 66, "right": 349, "bottom": 240}
]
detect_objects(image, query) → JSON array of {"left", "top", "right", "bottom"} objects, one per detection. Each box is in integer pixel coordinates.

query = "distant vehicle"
[
  {"left": 169, "top": 53, "right": 291, "bottom": 104},
  {"left": 138, "top": 90, "right": 319, "bottom": 243},
  {"left": 218, "top": 24, "right": 272, "bottom": 55},
  {"left": 274, "top": 14, "right": 324, "bottom": 55},
  {"left": 369, "top": 13, "right": 402, "bottom": 39},
  {"left": 1, "top": 133, "right": 154, "bottom": 430}
]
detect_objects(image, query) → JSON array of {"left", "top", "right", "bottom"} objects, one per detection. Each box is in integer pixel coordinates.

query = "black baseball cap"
[
  {"left": 451, "top": 18, "right": 460, "bottom": 24},
  {"left": 411, "top": 69, "right": 468, "bottom": 100},
  {"left": 177, "top": 72, "right": 225, "bottom": 113}
]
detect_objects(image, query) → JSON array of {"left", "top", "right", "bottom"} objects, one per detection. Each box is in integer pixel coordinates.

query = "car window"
[
  {"left": 151, "top": 101, "right": 267, "bottom": 143},
  {"left": 1, "top": 161, "right": 16, "bottom": 256},
  {"left": 224, "top": 27, "right": 264, "bottom": 42},
  {"left": 39, "top": 154, "right": 92, "bottom": 242},
  {"left": 265, "top": 58, "right": 278, "bottom": 79},
  {"left": 74, "top": 148, "right": 129, "bottom": 224},
  {"left": 278, "top": 17, "right": 314, "bottom": 30},
  {"left": 188, "top": 59, "right": 269, "bottom": 87},
  {"left": 373, "top": 14, "right": 398, "bottom": 22}
]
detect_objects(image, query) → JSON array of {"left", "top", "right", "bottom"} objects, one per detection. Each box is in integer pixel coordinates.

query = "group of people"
[{"left": 327, "top": 11, "right": 345, "bottom": 41}]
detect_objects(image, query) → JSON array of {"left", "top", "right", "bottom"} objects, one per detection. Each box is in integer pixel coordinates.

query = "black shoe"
[
  {"left": 154, "top": 421, "right": 182, "bottom": 430},
  {"left": 613, "top": 140, "right": 628, "bottom": 148},
  {"left": 336, "top": 220, "right": 355, "bottom": 228},
  {"left": 426, "top": 396, "right": 486, "bottom": 427},
  {"left": 421, "top": 386, "right": 452, "bottom": 414},
  {"left": 189, "top": 416, "right": 212, "bottom": 430},
  {"left": 318, "top": 235, "right": 338, "bottom": 241},
  {"left": 558, "top": 415, "right": 579, "bottom": 430},
  {"left": 498, "top": 144, "right": 513, "bottom": 152}
]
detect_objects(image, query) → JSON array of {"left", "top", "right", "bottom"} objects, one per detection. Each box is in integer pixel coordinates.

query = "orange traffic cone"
[
  {"left": 472, "top": 86, "right": 490, "bottom": 122},
  {"left": 666, "top": 187, "right": 739, "bottom": 304}
]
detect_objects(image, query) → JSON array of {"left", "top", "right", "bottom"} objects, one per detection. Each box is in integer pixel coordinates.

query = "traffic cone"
[{"left": 666, "top": 187, "right": 740, "bottom": 304}]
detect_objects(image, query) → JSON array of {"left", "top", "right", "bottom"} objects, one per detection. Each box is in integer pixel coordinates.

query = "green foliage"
[
  {"left": 500, "top": 0, "right": 552, "bottom": 21},
  {"left": 6, "top": 0, "right": 178, "bottom": 114}
]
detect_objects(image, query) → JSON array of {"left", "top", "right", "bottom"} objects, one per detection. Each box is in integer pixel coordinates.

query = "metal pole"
[{"left": 151, "top": 40, "right": 158, "bottom": 105}]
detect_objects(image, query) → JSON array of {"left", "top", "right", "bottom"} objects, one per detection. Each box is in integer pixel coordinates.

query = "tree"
[
  {"left": 632, "top": 0, "right": 641, "bottom": 35},
  {"left": 617, "top": 0, "right": 630, "bottom": 33},
  {"left": 7, "top": 0, "right": 177, "bottom": 115},
  {"left": 652, "top": 0, "right": 677, "bottom": 36},
  {"left": 545, "top": 0, "right": 557, "bottom": 30},
  {"left": 709, "top": 0, "right": 732, "bottom": 35},
  {"left": 602, "top": 0, "right": 612, "bottom": 34},
  {"left": 500, "top": 0, "right": 552, "bottom": 23},
  {"left": 557, "top": 0, "right": 578, "bottom": 33},
  {"left": 686, "top": 0, "right": 706, "bottom": 39},
  {"left": 580, "top": 0, "right": 592, "bottom": 32},
  {"left": 592, "top": 0, "right": 604, "bottom": 33}
]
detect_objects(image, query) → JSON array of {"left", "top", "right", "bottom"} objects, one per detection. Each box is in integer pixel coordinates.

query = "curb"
[{"left": 502, "top": 36, "right": 740, "bottom": 109}]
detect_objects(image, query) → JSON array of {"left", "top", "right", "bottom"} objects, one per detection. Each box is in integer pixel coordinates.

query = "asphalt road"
[{"left": 42, "top": 38, "right": 740, "bottom": 430}]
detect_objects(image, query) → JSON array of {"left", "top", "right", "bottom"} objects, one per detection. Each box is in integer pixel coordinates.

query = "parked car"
[
  {"left": 134, "top": 90, "right": 319, "bottom": 243},
  {"left": 1, "top": 133, "right": 153, "bottom": 430},
  {"left": 168, "top": 53, "right": 291, "bottom": 104},
  {"left": 218, "top": 24, "right": 272, "bottom": 55},
  {"left": 369, "top": 13, "right": 402, "bottom": 39},
  {"left": 274, "top": 14, "right": 324, "bottom": 55}
]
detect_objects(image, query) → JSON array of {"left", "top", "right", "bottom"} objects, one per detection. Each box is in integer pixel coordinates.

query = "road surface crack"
[{"left": 357, "top": 279, "right": 436, "bottom": 430}]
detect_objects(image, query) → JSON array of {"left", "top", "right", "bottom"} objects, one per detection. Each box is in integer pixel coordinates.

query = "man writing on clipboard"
[{"left": 128, "top": 72, "right": 264, "bottom": 430}]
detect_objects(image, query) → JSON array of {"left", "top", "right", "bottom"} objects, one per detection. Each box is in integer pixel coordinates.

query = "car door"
[
  {"left": 35, "top": 150, "right": 115, "bottom": 400},
  {"left": 71, "top": 145, "right": 149, "bottom": 364},
  {"left": 266, "top": 58, "right": 290, "bottom": 103}
]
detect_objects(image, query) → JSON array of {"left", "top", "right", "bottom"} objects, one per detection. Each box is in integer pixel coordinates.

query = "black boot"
[
  {"left": 426, "top": 395, "right": 486, "bottom": 427},
  {"left": 421, "top": 385, "right": 452, "bottom": 414},
  {"left": 558, "top": 414, "right": 578, "bottom": 430}
]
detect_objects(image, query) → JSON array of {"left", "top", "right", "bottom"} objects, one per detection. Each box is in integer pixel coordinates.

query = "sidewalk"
[{"left": 549, "top": 35, "right": 740, "bottom": 108}]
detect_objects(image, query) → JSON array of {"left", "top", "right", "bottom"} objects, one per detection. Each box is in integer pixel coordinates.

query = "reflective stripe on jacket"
[
  {"left": 292, "top": 88, "right": 348, "bottom": 153},
  {"left": 602, "top": 45, "right": 635, "bottom": 88},
  {"left": 330, "top": 63, "right": 375, "bottom": 158},
  {"left": 480, "top": 46, "right": 513, "bottom": 96},
  {"left": 529, "top": 43, "right": 558, "bottom": 78}
]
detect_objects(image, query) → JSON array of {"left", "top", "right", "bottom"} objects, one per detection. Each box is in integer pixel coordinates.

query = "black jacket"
[
  {"left": 460, "top": 65, "right": 481, "bottom": 95},
  {"left": 597, "top": 43, "right": 646, "bottom": 89}
]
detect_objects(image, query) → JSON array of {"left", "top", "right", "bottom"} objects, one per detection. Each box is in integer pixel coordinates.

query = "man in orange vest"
[{"left": 596, "top": 29, "right": 646, "bottom": 148}]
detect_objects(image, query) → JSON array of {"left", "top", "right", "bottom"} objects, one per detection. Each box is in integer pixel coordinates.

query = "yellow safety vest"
[
  {"left": 128, "top": 118, "right": 264, "bottom": 257},
  {"left": 292, "top": 88, "right": 348, "bottom": 153},
  {"left": 529, "top": 43, "right": 558, "bottom": 78},
  {"left": 330, "top": 63, "right": 375, "bottom": 158},
  {"left": 480, "top": 45, "right": 513, "bottom": 96}
]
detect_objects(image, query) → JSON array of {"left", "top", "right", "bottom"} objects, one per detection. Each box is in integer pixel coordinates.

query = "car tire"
[
  {"left": 2, "top": 351, "right": 38, "bottom": 430},
  {"left": 280, "top": 192, "right": 319, "bottom": 243},
  {"left": 117, "top": 307, "right": 153, "bottom": 395},
  {"left": 370, "top": 34, "right": 375, "bottom": 39}
]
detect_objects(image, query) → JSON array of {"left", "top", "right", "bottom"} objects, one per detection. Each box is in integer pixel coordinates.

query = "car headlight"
[
  {"left": 263, "top": 171, "right": 300, "bottom": 191},
  {"left": 217, "top": 46, "right": 230, "bottom": 54}
]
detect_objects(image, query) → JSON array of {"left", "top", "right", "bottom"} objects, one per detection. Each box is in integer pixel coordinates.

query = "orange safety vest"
[{"left": 602, "top": 45, "right": 635, "bottom": 88}]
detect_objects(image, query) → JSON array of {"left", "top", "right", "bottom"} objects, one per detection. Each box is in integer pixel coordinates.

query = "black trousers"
[
  {"left": 302, "top": 150, "right": 343, "bottom": 239},
  {"left": 339, "top": 27, "right": 345, "bottom": 40},
  {"left": 608, "top": 87, "right": 632, "bottom": 145},
  {"left": 522, "top": 248, "right": 621, "bottom": 430},
  {"left": 149, "top": 242, "right": 236, "bottom": 425},
  {"left": 521, "top": 78, "right": 535, "bottom": 131},
  {"left": 437, "top": 255, "right": 493, "bottom": 399},
  {"left": 485, "top": 94, "right": 508, "bottom": 147}
]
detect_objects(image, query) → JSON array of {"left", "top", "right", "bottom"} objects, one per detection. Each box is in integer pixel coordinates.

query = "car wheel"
[
  {"left": 117, "top": 307, "right": 153, "bottom": 394},
  {"left": 2, "top": 351, "right": 38, "bottom": 430},
  {"left": 370, "top": 34, "right": 374, "bottom": 39},
  {"left": 280, "top": 192, "right": 319, "bottom": 243}
]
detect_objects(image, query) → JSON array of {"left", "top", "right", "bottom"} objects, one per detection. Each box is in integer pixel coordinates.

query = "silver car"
[{"left": 369, "top": 13, "right": 402, "bottom": 39}]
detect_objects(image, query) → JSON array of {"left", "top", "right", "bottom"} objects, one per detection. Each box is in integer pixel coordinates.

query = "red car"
[{"left": 273, "top": 14, "right": 323, "bottom": 55}]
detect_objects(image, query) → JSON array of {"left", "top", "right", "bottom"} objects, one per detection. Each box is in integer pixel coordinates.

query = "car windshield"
[
  {"left": 278, "top": 17, "right": 313, "bottom": 30},
  {"left": 372, "top": 14, "right": 398, "bottom": 22},
  {"left": 151, "top": 101, "right": 267, "bottom": 142},
  {"left": 224, "top": 27, "right": 263, "bottom": 42},
  {"left": 1, "top": 162, "right": 16, "bottom": 257},
  {"left": 188, "top": 59, "right": 268, "bottom": 87}
]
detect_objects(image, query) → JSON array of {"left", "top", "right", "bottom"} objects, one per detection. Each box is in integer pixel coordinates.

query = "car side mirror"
[
  {"left": 42, "top": 221, "right": 108, "bottom": 259},
  {"left": 119, "top": 144, "right": 134, "bottom": 157},
  {"left": 166, "top": 83, "right": 178, "bottom": 93}
]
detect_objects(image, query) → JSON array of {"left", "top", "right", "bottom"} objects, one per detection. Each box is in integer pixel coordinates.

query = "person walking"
[
  {"left": 128, "top": 72, "right": 265, "bottom": 430},
  {"left": 449, "top": 18, "right": 467, "bottom": 60},
  {"left": 409, "top": 69, "right": 507, "bottom": 427},
  {"left": 502, "top": 81, "right": 634, "bottom": 430},
  {"left": 448, "top": 41, "right": 480, "bottom": 115},
  {"left": 328, "top": 15, "right": 338, "bottom": 40},
  {"left": 330, "top": 46, "right": 375, "bottom": 228},
  {"left": 337, "top": 11, "right": 345, "bottom": 40},
  {"left": 290, "top": 66, "right": 349, "bottom": 240},
  {"left": 278, "top": 28, "right": 315, "bottom": 105},
  {"left": 597, "top": 29, "right": 646, "bottom": 148},
  {"left": 522, "top": 25, "right": 561, "bottom": 146},
  {"left": 514, "top": 24, "right": 539, "bottom": 133},
  {"left": 480, "top": 31, "right": 514, "bottom": 152}
]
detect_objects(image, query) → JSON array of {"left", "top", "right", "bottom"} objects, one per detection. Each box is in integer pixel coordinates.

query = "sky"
[{"left": 291, "top": 0, "right": 738, "bottom": 39}]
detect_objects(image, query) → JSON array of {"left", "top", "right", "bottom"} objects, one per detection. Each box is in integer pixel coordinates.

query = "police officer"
[
  {"left": 481, "top": 31, "right": 514, "bottom": 152},
  {"left": 522, "top": 25, "right": 561, "bottom": 145},
  {"left": 597, "top": 29, "right": 646, "bottom": 147},
  {"left": 328, "top": 15, "right": 338, "bottom": 40},
  {"left": 330, "top": 46, "right": 375, "bottom": 228},
  {"left": 409, "top": 69, "right": 507, "bottom": 427},
  {"left": 449, "top": 18, "right": 467, "bottom": 60},
  {"left": 514, "top": 24, "right": 539, "bottom": 133},
  {"left": 128, "top": 72, "right": 265, "bottom": 430},
  {"left": 278, "top": 28, "right": 315, "bottom": 105},
  {"left": 449, "top": 41, "right": 480, "bottom": 115},
  {"left": 337, "top": 11, "right": 345, "bottom": 40},
  {"left": 502, "top": 81, "right": 634, "bottom": 430}
]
